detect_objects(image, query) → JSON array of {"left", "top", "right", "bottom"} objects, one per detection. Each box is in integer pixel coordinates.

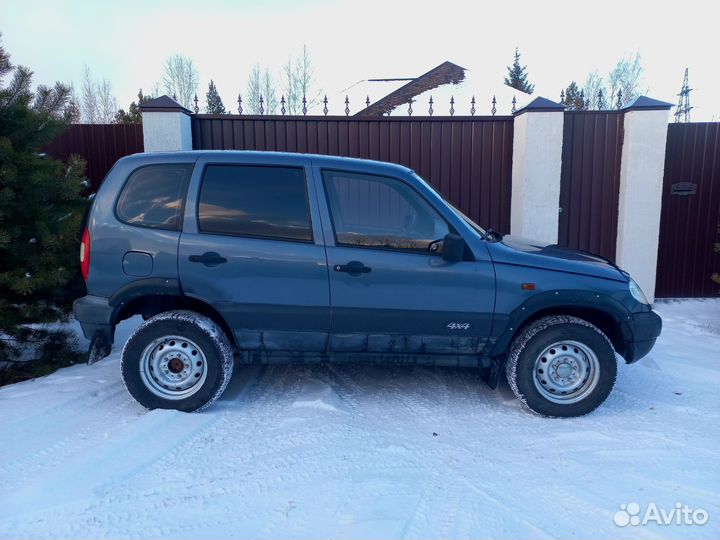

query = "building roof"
[
  {"left": 621, "top": 96, "right": 674, "bottom": 111},
  {"left": 355, "top": 61, "right": 467, "bottom": 116},
  {"left": 139, "top": 95, "right": 192, "bottom": 114},
  {"left": 514, "top": 96, "right": 565, "bottom": 115}
]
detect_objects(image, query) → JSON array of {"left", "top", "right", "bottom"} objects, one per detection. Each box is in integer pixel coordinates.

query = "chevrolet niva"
[{"left": 74, "top": 151, "right": 661, "bottom": 417}]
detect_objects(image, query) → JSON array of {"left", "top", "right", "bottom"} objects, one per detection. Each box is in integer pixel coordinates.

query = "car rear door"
[
  {"left": 312, "top": 165, "right": 495, "bottom": 356},
  {"left": 178, "top": 154, "right": 330, "bottom": 352}
]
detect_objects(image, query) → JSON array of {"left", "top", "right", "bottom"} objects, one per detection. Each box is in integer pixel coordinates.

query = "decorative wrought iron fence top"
[
  {"left": 192, "top": 88, "right": 630, "bottom": 117},
  {"left": 559, "top": 88, "right": 627, "bottom": 111},
  {"left": 190, "top": 92, "right": 524, "bottom": 117}
]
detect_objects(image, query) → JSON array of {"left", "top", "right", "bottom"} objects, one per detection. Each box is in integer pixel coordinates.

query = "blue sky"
[{"left": 1, "top": 0, "right": 716, "bottom": 119}]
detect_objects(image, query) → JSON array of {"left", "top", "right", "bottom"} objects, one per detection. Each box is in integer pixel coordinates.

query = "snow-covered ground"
[{"left": 0, "top": 300, "right": 718, "bottom": 539}]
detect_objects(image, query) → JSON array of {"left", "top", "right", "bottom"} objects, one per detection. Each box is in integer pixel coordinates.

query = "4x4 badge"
[{"left": 447, "top": 322, "right": 471, "bottom": 330}]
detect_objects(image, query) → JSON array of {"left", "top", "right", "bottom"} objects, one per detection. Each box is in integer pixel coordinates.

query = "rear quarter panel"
[{"left": 85, "top": 154, "right": 198, "bottom": 298}]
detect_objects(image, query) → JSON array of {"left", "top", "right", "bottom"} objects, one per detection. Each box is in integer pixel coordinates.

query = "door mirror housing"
[{"left": 441, "top": 233, "right": 466, "bottom": 262}]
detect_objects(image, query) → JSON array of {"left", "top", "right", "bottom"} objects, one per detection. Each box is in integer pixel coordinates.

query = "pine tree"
[
  {"left": 205, "top": 80, "right": 225, "bottom": 114},
  {"left": 562, "top": 81, "right": 588, "bottom": 110},
  {"left": 115, "top": 89, "right": 153, "bottom": 124},
  {"left": 0, "top": 36, "right": 87, "bottom": 379},
  {"left": 504, "top": 47, "right": 535, "bottom": 95}
]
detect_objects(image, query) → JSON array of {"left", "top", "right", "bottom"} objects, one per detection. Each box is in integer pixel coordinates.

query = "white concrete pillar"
[
  {"left": 139, "top": 96, "right": 193, "bottom": 152},
  {"left": 510, "top": 97, "right": 565, "bottom": 244},
  {"left": 615, "top": 97, "right": 673, "bottom": 302}
]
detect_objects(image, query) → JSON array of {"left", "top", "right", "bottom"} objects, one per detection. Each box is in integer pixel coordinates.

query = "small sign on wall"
[{"left": 670, "top": 182, "right": 697, "bottom": 196}]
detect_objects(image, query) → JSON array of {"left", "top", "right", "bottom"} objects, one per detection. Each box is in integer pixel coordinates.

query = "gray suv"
[{"left": 74, "top": 151, "right": 661, "bottom": 417}]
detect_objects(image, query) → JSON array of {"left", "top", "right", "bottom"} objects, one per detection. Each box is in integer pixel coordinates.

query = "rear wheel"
[
  {"left": 121, "top": 310, "right": 234, "bottom": 412},
  {"left": 505, "top": 315, "right": 617, "bottom": 417}
]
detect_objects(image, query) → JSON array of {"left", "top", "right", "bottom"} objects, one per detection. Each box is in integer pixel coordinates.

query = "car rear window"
[
  {"left": 198, "top": 164, "right": 312, "bottom": 242},
  {"left": 116, "top": 164, "right": 193, "bottom": 230}
]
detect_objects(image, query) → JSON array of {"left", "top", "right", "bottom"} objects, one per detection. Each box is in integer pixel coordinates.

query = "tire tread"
[
  {"left": 121, "top": 310, "right": 234, "bottom": 412},
  {"left": 505, "top": 315, "right": 616, "bottom": 417}
]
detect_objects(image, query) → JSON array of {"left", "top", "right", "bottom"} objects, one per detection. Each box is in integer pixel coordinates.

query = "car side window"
[
  {"left": 116, "top": 164, "right": 193, "bottom": 231},
  {"left": 198, "top": 164, "right": 312, "bottom": 242},
  {"left": 322, "top": 170, "right": 449, "bottom": 252}
]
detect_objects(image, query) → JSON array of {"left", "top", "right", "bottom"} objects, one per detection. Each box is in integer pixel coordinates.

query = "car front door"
[
  {"left": 178, "top": 155, "right": 329, "bottom": 352},
  {"left": 314, "top": 166, "right": 495, "bottom": 356}
]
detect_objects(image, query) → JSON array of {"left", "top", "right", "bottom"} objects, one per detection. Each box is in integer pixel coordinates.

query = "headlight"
[{"left": 628, "top": 278, "right": 649, "bottom": 304}]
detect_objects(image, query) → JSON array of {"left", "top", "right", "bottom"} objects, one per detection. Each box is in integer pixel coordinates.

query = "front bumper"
[
  {"left": 623, "top": 310, "right": 662, "bottom": 363},
  {"left": 73, "top": 294, "right": 114, "bottom": 345}
]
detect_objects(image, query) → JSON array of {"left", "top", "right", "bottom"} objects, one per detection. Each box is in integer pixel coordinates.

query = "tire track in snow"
[
  {"left": 115, "top": 364, "right": 434, "bottom": 538},
  {"left": 35, "top": 364, "right": 311, "bottom": 538},
  {"left": 0, "top": 389, "right": 138, "bottom": 489}
]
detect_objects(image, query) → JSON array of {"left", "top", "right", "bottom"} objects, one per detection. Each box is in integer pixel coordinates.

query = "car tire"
[
  {"left": 505, "top": 315, "right": 617, "bottom": 417},
  {"left": 121, "top": 310, "right": 234, "bottom": 412}
]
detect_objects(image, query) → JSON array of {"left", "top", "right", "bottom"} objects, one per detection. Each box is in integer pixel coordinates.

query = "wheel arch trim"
[
  {"left": 490, "top": 290, "right": 632, "bottom": 358},
  {"left": 110, "top": 282, "right": 238, "bottom": 350}
]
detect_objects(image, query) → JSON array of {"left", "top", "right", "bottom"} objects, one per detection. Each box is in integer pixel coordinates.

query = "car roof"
[{"left": 120, "top": 150, "right": 413, "bottom": 176}]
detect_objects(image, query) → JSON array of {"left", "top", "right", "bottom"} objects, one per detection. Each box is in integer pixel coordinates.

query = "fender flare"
[
  {"left": 108, "top": 281, "right": 239, "bottom": 350},
  {"left": 489, "top": 290, "right": 633, "bottom": 357},
  {"left": 109, "top": 277, "right": 182, "bottom": 309}
]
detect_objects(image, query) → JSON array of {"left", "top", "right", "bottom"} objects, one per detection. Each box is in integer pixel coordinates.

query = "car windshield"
[{"left": 410, "top": 172, "right": 487, "bottom": 238}]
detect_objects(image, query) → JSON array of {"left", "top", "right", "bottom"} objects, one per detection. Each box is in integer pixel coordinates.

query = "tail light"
[{"left": 80, "top": 228, "right": 91, "bottom": 281}]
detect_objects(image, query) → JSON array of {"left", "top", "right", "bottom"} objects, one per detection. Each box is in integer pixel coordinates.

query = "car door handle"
[
  {"left": 334, "top": 261, "right": 372, "bottom": 275},
  {"left": 188, "top": 252, "right": 227, "bottom": 267}
]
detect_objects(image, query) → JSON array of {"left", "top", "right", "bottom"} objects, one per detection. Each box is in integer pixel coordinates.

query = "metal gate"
[
  {"left": 655, "top": 122, "right": 720, "bottom": 298},
  {"left": 558, "top": 111, "right": 624, "bottom": 261},
  {"left": 191, "top": 114, "right": 514, "bottom": 234}
]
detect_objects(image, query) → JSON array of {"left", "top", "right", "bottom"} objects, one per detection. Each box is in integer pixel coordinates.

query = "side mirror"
[{"left": 441, "top": 233, "right": 466, "bottom": 262}]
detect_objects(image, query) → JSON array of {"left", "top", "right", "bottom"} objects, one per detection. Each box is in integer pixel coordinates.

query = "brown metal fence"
[
  {"left": 35, "top": 114, "right": 720, "bottom": 298},
  {"left": 191, "top": 115, "right": 514, "bottom": 233},
  {"left": 42, "top": 124, "right": 144, "bottom": 190},
  {"left": 655, "top": 122, "right": 720, "bottom": 298},
  {"left": 558, "top": 111, "right": 624, "bottom": 260}
]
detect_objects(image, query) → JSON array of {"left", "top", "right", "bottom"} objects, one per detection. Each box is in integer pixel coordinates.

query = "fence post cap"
[
  {"left": 513, "top": 96, "right": 565, "bottom": 115},
  {"left": 621, "top": 96, "right": 674, "bottom": 112},
  {"left": 139, "top": 95, "right": 192, "bottom": 115}
]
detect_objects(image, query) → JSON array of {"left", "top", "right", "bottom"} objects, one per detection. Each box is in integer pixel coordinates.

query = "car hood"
[{"left": 486, "top": 235, "right": 627, "bottom": 281}]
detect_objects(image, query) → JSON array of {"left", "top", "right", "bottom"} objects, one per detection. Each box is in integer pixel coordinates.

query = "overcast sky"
[{"left": 1, "top": 0, "right": 716, "bottom": 120}]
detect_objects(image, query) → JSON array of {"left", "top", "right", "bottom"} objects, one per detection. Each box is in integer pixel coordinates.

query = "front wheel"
[
  {"left": 121, "top": 310, "right": 234, "bottom": 412},
  {"left": 505, "top": 315, "right": 617, "bottom": 417}
]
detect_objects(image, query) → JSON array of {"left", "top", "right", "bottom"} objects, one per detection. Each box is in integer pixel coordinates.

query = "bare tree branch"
[
  {"left": 246, "top": 63, "right": 262, "bottom": 114},
  {"left": 608, "top": 53, "right": 644, "bottom": 107},
  {"left": 282, "top": 58, "right": 299, "bottom": 114},
  {"left": 262, "top": 68, "right": 277, "bottom": 114},
  {"left": 162, "top": 54, "right": 199, "bottom": 109},
  {"left": 582, "top": 53, "right": 645, "bottom": 110},
  {"left": 80, "top": 66, "right": 98, "bottom": 123},
  {"left": 97, "top": 79, "right": 117, "bottom": 123}
]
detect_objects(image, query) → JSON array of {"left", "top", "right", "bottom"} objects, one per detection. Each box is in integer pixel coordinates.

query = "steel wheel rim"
[
  {"left": 139, "top": 335, "right": 207, "bottom": 400},
  {"left": 532, "top": 340, "right": 600, "bottom": 404}
]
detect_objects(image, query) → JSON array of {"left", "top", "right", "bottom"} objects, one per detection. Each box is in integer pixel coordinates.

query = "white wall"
[
  {"left": 615, "top": 108, "right": 670, "bottom": 302},
  {"left": 141, "top": 111, "right": 192, "bottom": 152},
  {"left": 510, "top": 111, "right": 564, "bottom": 244}
]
